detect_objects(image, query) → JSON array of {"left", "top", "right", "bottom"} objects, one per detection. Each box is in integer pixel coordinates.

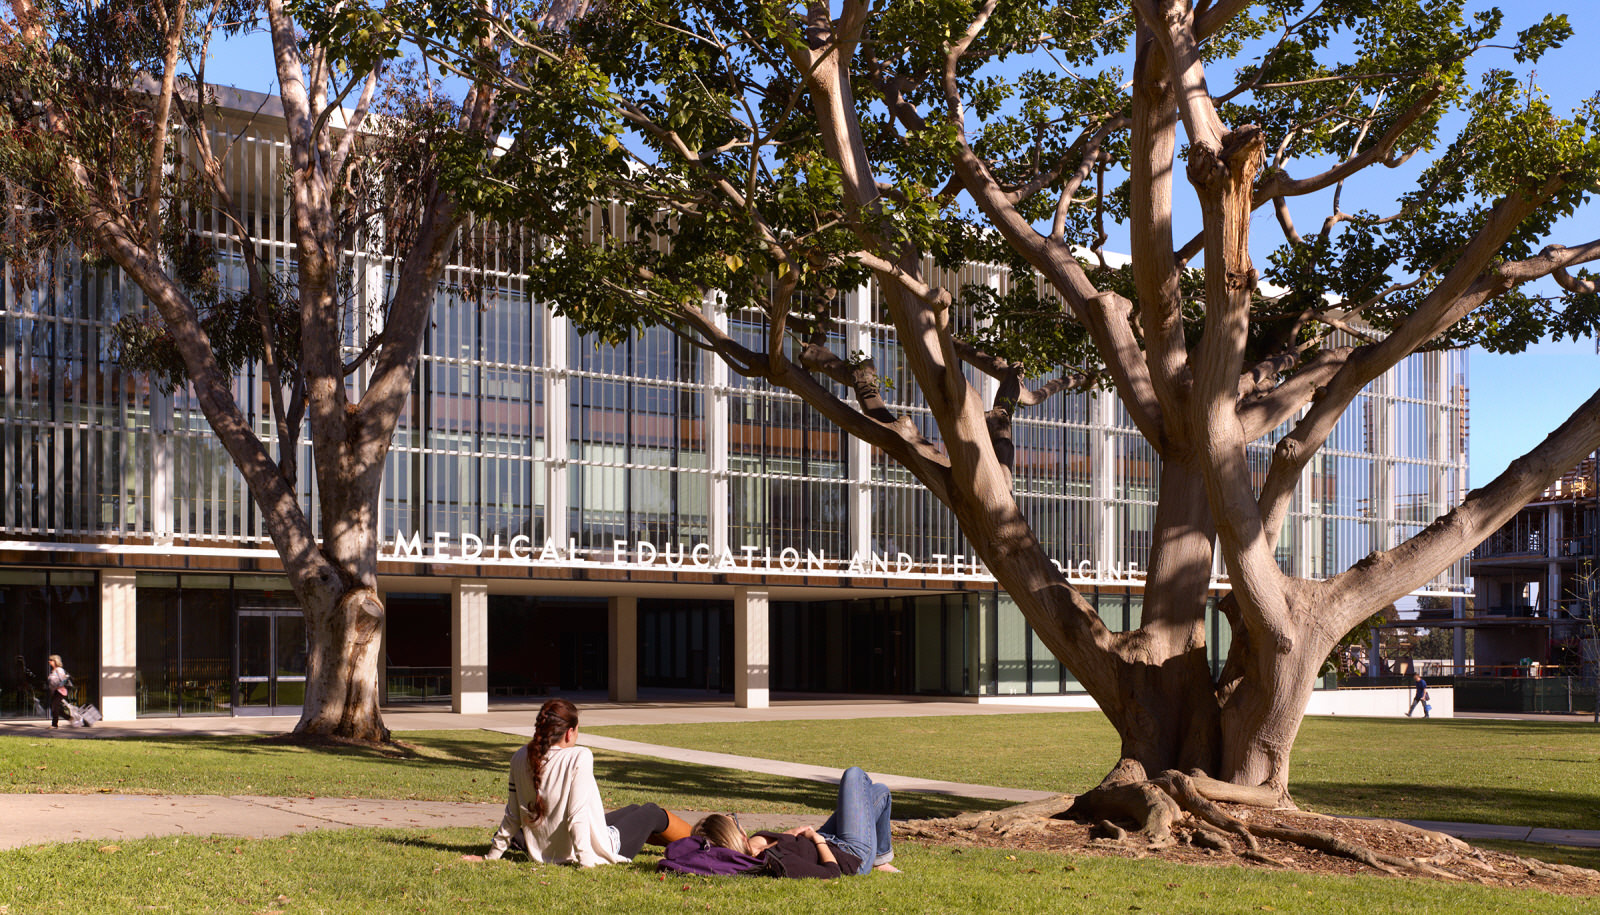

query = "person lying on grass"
[
  {"left": 463, "top": 697, "right": 689, "bottom": 866},
  {"left": 661, "top": 767, "right": 901, "bottom": 878}
]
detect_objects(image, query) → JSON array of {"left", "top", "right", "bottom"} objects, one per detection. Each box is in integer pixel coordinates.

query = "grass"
[
  {"left": 0, "top": 827, "right": 1593, "bottom": 915},
  {"left": 1475, "top": 841, "right": 1600, "bottom": 873},
  {"left": 0, "top": 730, "right": 989, "bottom": 819},
  {"left": 2, "top": 717, "right": 1597, "bottom": 911},
  {"left": 0, "top": 730, "right": 523, "bottom": 802},
  {"left": 590, "top": 714, "right": 1600, "bottom": 831}
]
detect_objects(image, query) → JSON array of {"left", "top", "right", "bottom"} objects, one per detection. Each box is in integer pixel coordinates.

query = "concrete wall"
[
  {"left": 979, "top": 686, "right": 1454, "bottom": 718},
  {"left": 1303, "top": 686, "right": 1453, "bottom": 718}
]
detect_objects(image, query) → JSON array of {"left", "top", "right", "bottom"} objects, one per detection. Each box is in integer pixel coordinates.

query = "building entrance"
[{"left": 236, "top": 601, "right": 307, "bottom": 716}]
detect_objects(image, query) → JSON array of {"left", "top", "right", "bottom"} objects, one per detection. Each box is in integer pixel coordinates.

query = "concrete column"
[
  {"left": 451, "top": 581, "right": 489, "bottom": 714},
  {"left": 1373, "top": 379, "right": 1394, "bottom": 551},
  {"left": 1296, "top": 407, "right": 1316, "bottom": 579},
  {"left": 98, "top": 570, "right": 139, "bottom": 721},
  {"left": 734, "top": 587, "right": 770, "bottom": 708},
  {"left": 1090, "top": 390, "right": 1116, "bottom": 567},
  {"left": 1452, "top": 596, "right": 1467, "bottom": 675},
  {"left": 705, "top": 292, "right": 731, "bottom": 556},
  {"left": 608, "top": 596, "right": 638, "bottom": 701},
  {"left": 546, "top": 311, "right": 571, "bottom": 547},
  {"left": 150, "top": 388, "right": 173, "bottom": 541},
  {"left": 847, "top": 279, "right": 873, "bottom": 562},
  {"left": 1547, "top": 503, "right": 1564, "bottom": 617}
]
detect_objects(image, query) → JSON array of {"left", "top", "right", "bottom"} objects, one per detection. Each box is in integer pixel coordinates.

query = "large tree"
[
  {"left": 368, "top": 0, "right": 1599, "bottom": 815},
  {"left": 0, "top": 0, "right": 604, "bottom": 740}
]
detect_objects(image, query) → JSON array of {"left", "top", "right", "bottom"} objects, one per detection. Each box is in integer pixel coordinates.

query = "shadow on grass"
[
  {"left": 1471, "top": 840, "right": 1600, "bottom": 872},
  {"left": 378, "top": 834, "right": 671, "bottom": 875},
  {"left": 594, "top": 752, "right": 1003, "bottom": 819},
  {"left": 24, "top": 731, "right": 1002, "bottom": 818},
  {"left": 380, "top": 834, "right": 485, "bottom": 855},
  {"left": 79, "top": 729, "right": 521, "bottom": 771},
  {"left": 1294, "top": 780, "right": 1600, "bottom": 831}
]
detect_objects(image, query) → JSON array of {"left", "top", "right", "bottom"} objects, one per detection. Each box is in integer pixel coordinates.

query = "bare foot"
[
  {"left": 460, "top": 854, "right": 485, "bottom": 862},
  {"left": 873, "top": 863, "right": 901, "bottom": 873}
]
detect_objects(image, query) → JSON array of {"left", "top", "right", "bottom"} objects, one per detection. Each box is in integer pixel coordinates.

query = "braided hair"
[{"left": 523, "top": 698, "right": 579, "bottom": 825}]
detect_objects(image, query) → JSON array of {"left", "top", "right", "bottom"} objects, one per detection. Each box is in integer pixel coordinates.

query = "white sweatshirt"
[{"left": 486, "top": 744, "right": 625, "bottom": 866}]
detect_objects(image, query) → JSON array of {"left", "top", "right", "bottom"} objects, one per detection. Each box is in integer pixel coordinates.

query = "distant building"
[
  {"left": 1468, "top": 456, "right": 1600, "bottom": 684},
  {"left": 0, "top": 91, "right": 1471, "bottom": 721}
]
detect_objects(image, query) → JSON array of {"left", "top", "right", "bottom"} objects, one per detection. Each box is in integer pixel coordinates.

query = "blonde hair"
[
  {"left": 47, "top": 654, "right": 61, "bottom": 666},
  {"left": 692, "top": 814, "right": 751, "bottom": 856}
]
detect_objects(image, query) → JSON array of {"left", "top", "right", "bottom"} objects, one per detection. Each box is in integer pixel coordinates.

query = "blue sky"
[
  {"left": 1457, "top": 5, "right": 1599, "bottom": 487},
  {"left": 203, "top": 3, "right": 1597, "bottom": 488}
]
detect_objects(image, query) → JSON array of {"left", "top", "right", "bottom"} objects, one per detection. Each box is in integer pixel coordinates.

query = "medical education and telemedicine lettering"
[{"left": 383, "top": 531, "right": 1141, "bottom": 581}]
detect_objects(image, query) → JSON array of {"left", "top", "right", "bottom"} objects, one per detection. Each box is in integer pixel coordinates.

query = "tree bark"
[{"left": 298, "top": 586, "right": 388, "bottom": 739}]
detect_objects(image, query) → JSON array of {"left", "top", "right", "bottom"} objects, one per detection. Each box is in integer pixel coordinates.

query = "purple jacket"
[{"left": 657, "top": 837, "right": 763, "bottom": 876}]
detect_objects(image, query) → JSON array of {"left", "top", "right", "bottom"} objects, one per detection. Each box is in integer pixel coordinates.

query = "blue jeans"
[{"left": 817, "top": 766, "right": 892, "bottom": 875}]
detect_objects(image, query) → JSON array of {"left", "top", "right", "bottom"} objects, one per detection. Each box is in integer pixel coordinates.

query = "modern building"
[
  {"left": 0, "top": 92, "right": 1473, "bottom": 721},
  {"left": 1466, "top": 456, "right": 1599, "bottom": 681}
]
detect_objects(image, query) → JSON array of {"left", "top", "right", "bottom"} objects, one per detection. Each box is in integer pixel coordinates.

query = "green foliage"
[
  {"left": 1324, "top": 606, "right": 1389, "bottom": 678},
  {"left": 383, "top": 0, "right": 1600, "bottom": 407},
  {"left": 110, "top": 224, "right": 301, "bottom": 393}
]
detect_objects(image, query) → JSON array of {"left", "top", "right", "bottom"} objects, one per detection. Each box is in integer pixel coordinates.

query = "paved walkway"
[{"left": 3, "top": 695, "right": 1598, "bottom": 851}]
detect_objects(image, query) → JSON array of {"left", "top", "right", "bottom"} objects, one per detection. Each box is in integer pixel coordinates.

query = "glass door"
[{"left": 236, "top": 605, "right": 307, "bottom": 716}]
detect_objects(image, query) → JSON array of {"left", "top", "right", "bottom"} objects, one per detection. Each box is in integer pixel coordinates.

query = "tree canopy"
[
  {"left": 0, "top": 0, "right": 603, "bottom": 739},
  {"left": 312, "top": 0, "right": 1600, "bottom": 798}
]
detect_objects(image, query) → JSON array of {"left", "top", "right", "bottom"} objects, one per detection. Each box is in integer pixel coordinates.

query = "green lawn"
[
  {"left": 2, "top": 718, "right": 1597, "bottom": 910},
  {"left": 0, "top": 730, "right": 523, "bottom": 802},
  {"left": 591, "top": 714, "right": 1600, "bottom": 831},
  {"left": 7, "top": 715, "right": 1598, "bottom": 830},
  {"left": 1476, "top": 840, "right": 1600, "bottom": 873},
  {"left": 0, "top": 730, "right": 988, "bottom": 819},
  {"left": 0, "top": 827, "right": 1591, "bottom": 915}
]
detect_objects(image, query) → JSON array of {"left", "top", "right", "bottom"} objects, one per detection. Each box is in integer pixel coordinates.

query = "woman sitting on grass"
[
  {"left": 466, "top": 698, "right": 688, "bottom": 866},
  {"left": 665, "top": 767, "right": 899, "bottom": 878}
]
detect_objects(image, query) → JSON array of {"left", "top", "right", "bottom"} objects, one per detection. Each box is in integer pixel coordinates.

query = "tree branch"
[
  {"left": 1320, "top": 389, "right": 1600, "bottom": 632},
  {"left": 144, "top": 0, "right": 189, "bottom": 254}
]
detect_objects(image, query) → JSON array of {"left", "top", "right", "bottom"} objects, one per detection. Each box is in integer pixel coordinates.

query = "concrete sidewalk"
[
  {"left": 0, "top": 793, "right": 813, "bottom": 851},
  {"left": 0, "top": 693, "right": 1083, "bottom": 738}
]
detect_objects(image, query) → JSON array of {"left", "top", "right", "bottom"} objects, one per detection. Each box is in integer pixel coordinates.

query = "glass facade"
[
  {"left": 133, "top": 574, "right": 299, "bottom": 717},
  {"left": 0, "top": 108, "right": 1472, "bottom": 712},
  {"left": 0, "top": 571, "right": 98, "bottom": 719}
]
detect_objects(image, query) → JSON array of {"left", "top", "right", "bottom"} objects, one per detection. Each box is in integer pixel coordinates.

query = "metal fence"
[
  {"left": 385, "top": 667, "right": 452, "bottom": 703},
  {"left": 1453, "top": 677, "right": 1597, "bottom": 714}
]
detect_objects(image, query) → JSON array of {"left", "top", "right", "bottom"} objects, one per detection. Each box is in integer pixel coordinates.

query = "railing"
[
  {"left": 0, "top": 687, "right": 49, "bottom": 719},
  {"left": 1473, "top": 522, "right": 1544, "bottom": 559},
  {"left": 386, "top": 666, "right": 451, "bottom": 703},
  {"left": 1454, "top": 676, "right": 1597, "bottom": 714}
]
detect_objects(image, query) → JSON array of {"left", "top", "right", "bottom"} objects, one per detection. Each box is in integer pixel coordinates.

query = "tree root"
[
  {"left": 923, "top": 769, "right": 1513, "bottom": 880},
  {"left": 898, "top": 776, "right": 1600, "bottom": 890},
  {"left": 895, "top": 794, "right": 1076, "bottom": 839}
]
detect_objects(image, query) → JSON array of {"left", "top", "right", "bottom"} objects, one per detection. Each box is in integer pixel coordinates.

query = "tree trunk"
[
  {"left": 290, "top": 428, "right": 391, "bottom": 741},
  {"left": 1214, "top": 591, "right": 1336, "bottom": 798},
  {"left": 1103, "top": 459, "right": 1222, "bottom": 782},
  {"left": 295, "top": 584, "right": 388, "bottom": 741}
]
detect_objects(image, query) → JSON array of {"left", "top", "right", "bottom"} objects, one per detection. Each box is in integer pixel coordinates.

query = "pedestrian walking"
[{"left": 1406, "top": 671, "right": 1430, "bottom": 718}]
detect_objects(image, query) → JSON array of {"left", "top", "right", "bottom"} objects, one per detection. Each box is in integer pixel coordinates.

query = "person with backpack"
[{"left": 44, "top": 654, "right": 85, "bottom": 728}]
